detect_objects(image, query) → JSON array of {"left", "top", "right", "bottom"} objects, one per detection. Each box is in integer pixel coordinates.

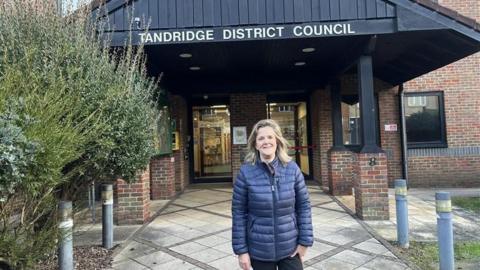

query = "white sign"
[
  {"left": 233, "top": 126, "right": 247, "bottom": 145},
  {"left": 139, "top": 22, "right": 356, "bottom": 44},
  {"left": 384, "top": 124, "right": 398, "bottom": 132}
]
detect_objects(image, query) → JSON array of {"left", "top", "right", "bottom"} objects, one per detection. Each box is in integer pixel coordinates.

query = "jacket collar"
[{"left": 257, "top": 157, "right": 283, "bottom": 176}]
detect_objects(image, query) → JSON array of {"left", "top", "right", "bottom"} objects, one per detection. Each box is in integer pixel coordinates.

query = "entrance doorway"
[
  {"left": 267, "top": 102, "right": 311, "bottom": 177},
  {"left": 192, "top": 105, "right": 232, "bottom": 181}
]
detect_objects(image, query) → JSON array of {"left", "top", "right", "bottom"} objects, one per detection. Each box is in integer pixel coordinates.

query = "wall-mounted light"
[
  {"left": 189, "top": 66, "right": 201, "bottom": 71},
  {"left": 294, "top": 62, "right": 306, "bottom": 66},
  {"left": 134, "top": 17, "right": 141, "bottom": 29}
]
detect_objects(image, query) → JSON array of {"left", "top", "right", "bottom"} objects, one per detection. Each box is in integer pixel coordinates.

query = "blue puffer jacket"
[{"left": 232, "top": 159, "right": 313, "bottom": 262}]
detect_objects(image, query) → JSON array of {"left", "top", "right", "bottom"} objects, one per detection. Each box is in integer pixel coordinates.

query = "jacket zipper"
[{"left": 271, "top": 175, "right": 277, "bottom": 260}]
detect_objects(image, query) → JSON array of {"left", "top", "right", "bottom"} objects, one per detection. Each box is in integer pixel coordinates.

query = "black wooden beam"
[
  {"left": 330, "top": 80, "right": 346, "bottom": 150},
  {"left": 323, "top": 35, "right": 375, "bottom": 82},
  {"left": 358, "top": 55, "right": 383, "bottom": 153}
]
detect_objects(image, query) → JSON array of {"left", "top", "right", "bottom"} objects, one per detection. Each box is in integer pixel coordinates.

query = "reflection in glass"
[
  {"left": 405, "top": 95, "right": 441, "bottom": 143},
  {"left": 341, "top": 102, "right": 361, "bottom": 145},
  {"left": 267, "top": 102, "right": 310, "bottom": 176},
  {"left": 193, "top": 106, "right": 231, "bottom": 178}
]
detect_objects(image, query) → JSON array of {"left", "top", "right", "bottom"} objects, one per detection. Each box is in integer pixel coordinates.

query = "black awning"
[{"left": 92, "top": 0, "right": 480, "bottom": 88}]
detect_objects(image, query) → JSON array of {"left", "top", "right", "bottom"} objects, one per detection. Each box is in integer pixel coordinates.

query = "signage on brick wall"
[
  {"left": 233, "top": 126, "right": 247, "bottom": 145},
  {"left": 384, "top": 124, "right": 398, "bottom": 132}
]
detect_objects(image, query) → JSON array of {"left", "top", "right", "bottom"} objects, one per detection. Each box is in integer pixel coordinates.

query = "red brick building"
[
  {"left": 89, "top": 0, "right": 480, "bottom": 223},
  {"left": 402, "top": 1, "right": 480, "bottom": 187}
]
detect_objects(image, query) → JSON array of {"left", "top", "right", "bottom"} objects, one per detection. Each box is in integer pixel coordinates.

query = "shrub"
[{"left": 0, "top": 0, "right": 160, "bottom": 267}]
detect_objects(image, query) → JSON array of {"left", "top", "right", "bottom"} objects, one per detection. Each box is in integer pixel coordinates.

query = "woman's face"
[{"left": 255, "top": 126, "right": 277, "bottom": 159}]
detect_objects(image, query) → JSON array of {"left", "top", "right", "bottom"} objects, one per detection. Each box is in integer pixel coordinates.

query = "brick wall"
[
  {"left": 439, "top": 0, "right": 480, "bottom": 21},
  {"left": 309, "top": 89, "right": 323, "bottom": 185},
  {"left": 408, "top": 156, "right": 480, "bottom": 187},
  {"left": 170, "top": 95, "right": 189, "bottom": 191},
  {"left": 150, "top": 155, "right": 176, "bottom": 199},
  {"left": 317, "top": 89, "right": 333, "bottom": 190},
  {"left": 327, "top": 149, "right": 354, "bottom": 195},
  {"left": 378, "top": 87, "right": 403, "bottom": 186},
  {"left": 230, "top": 93, "right": 267, "bottom": 178},
  {"left": 404, "top": 0, "right": 480, "bottom": 187},
  {"left": 114, "top": 167, "right": 150, "bottom": 225}
]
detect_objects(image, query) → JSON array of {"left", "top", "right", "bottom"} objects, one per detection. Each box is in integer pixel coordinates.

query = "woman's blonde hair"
[{"left": 244, "top": 119, "right": 292, "bottom": 165}]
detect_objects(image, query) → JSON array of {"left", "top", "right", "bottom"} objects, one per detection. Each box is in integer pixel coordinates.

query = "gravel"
[{"left": 36, "top": 245, "right": 114, "bottom": 270}]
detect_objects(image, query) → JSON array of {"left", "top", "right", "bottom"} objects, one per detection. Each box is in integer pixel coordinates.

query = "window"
[
  {"left": 404, "top": 92, "right": 446, "bottom": 148},
  {"left": 341, "top": 102, "right": 362, "bottom": 145},
  {"left": 407, "top": 96, "right": 426, "bottom": 107},
  {"left": 341, "top": 95, "right": 380, "bottom": 150},
  {"left": 278, "top": 105, "right": 294, "bottom": 112}
]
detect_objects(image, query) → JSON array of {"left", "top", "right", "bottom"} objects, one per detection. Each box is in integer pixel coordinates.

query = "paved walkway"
[
  {"left": 337, "top": 188, "right": 480, "bottom": 242},
  {"left": 111, "top": 184, "right": 411, "bottom": 270}
]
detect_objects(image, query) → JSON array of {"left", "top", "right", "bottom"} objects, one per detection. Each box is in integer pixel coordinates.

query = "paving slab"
[
  {"left": 133, "top": 250, "right": 177, "bottom": 268},
  {"left": 150, "top": 258, "right": 197, "bottom": 270},
  {"left": 107, "top": 184, "right": 413, "bottom": 270},
  {"left": 74, "top": 224, "right": 141, "bottom": 247},
  {"left": 360, "top": 188, "right": 479, "bottom": 242},
  {"left": 310, "top": 257, "right": 357, "bottom": 270},
  {"left": 361, "top": 257, "right": 409, "bottom": 270},
  {"left": 169, "top": 242, "right": 210, "bottom": 255}
]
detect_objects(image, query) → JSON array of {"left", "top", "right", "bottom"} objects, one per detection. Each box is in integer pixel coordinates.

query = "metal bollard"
[
  {"left": 91, "top": 181, "right": 96, "bottom": 223},
  {"left": 58, "top": 201, "right": 73, "bottom": 270},
  {"left": 395, "top": 179, "right": 409, "bottom": 248},
  {"left": 102, "top": 184, "right": 114, "bottom": 249},
  {"left": 436, "top": 192, "right": 454, "bottom": 270}
]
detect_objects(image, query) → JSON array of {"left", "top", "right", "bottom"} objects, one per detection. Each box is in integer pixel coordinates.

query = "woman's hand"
[
  {"left": 290, "top": 245, "right": 308, "bottom": 262},
  {"left": 238, "top": 253, "right": 251, "bottom": 270}
]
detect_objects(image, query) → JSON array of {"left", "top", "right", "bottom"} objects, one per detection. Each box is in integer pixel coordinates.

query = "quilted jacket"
[{"left": 231, "top": 158, "right": 314, "bottom": 262}]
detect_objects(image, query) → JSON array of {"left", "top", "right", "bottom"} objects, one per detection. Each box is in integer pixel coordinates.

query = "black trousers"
[{"left": 251, "top": 255, "right": 303, "bottom": 270}]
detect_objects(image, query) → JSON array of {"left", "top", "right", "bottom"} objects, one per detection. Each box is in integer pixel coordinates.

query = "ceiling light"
[
  {"left": 179, "top": 53, "right": 192, "bottom": 58},
  {"left": 294, "top": 62, "right": 306, "bottom": 66},
  {"left": 189, "top": 66, "right": 201, "bottom": 71},
  {"left": 302, "top": 48, "right": 315, "bottom": 53}
]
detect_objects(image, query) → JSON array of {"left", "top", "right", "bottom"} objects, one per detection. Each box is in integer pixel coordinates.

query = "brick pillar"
[
  {"left": 170, "top": 95, "right": 189, "bottom": 192},
  {"left": 353, "top": 152, "right": 389, "bottom": 220},
  {"left": 230, "top": 93, "right": 267, "bottom": 179},
  {"left": 150, "top": 155, "right": 175, "bottom": 200},
  {"left": 318, "top": 89, "right": 333, "bottom": 190},
  {"left": 327, "top": 149, "right": 354, "bottom": 195},
  {"left": 114, "top": 166, "right": 150, "bottom": 225}
]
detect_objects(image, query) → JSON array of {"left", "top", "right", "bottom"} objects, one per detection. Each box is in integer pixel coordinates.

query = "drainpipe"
[{"left": 399, "top": 84, "right": 409, "bottom": 188}]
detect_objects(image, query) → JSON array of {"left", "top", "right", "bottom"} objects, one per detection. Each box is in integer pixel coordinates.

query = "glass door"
[
  {"left": 192, "top": 105, "right": 232, "bottom": 179},
  {"left": 267, "top": 102, "right": 310, "bottom": 177}
]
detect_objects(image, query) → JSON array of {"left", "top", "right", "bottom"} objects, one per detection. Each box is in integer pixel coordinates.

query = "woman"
[{"left": 232, "top": 119, "right": 313, "bottom": 270}]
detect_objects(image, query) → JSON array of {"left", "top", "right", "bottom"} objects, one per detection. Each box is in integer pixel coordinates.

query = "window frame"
[{"left": 404, "top": 91, "right": 447, "bottom": 149}]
